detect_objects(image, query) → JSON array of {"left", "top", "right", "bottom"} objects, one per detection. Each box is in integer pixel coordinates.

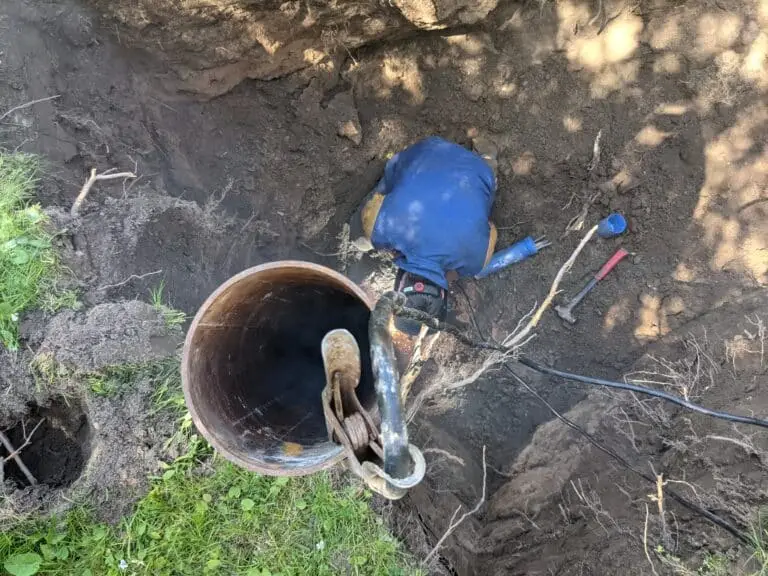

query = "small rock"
[
  {"left": 337, "top": 120, "right": 362, "bottom": 145},
  {"left": 464, "top": 82, "right": 485, "bottom": 102},
  {"left": 664, "top": 295, "right": 685, "bottom": 315},
  {"left": 613, "top": 169, "right": 640, "bottom": 193},
  {"left": 326, "top": 91, "right": 363, "bottom": 146},
  {"left": 472, "top": 135, "right": 498, "bottom": 166}
]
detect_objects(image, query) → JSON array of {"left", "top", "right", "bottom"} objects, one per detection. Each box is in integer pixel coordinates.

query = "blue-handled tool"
[{"left": 475, "top": 236, "right": 551, "bottom": 279}]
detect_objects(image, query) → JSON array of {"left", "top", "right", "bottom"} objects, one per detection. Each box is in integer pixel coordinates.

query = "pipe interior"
[{"left": 186, "top": 266, "right": 374, "bottom": 469}]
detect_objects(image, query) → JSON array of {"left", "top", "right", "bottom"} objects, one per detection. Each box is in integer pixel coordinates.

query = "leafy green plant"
[
  {"left": 3, "top": 552, "right": 42, "bottom": 576},
  {"left": 86, "top": 363, "right": 148, "bottom": 397},
  {"left": 0, "top": 153, "right": 77, "bottom": 349},
  {"left": 698, "top": 554, "right": 730, "bottom": 576}
]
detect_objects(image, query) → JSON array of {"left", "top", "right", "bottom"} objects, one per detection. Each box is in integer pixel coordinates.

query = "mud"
[{"left": 0, "top": 0, "right": 766, "bottom": 572}]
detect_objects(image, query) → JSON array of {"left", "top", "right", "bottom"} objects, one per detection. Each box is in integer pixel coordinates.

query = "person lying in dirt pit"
[{"left": 350, "top": 136, "right": 498, "bottom": 335}]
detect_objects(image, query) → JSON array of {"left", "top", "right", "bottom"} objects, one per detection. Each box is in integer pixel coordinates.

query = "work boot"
[
  {"left": 393, "top": 269, "right": 448, "bottom": 336},
  {"left": 472, "top": 135, "right": 499, "bottom": 175}
]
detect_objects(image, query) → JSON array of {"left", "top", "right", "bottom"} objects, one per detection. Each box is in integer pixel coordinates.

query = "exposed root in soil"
[
  {"left": 71, "top": 168, "right": 138, "bottom": 216},
  {"left": 0, "top": 419, "right": 44, "bottom": 486},
  {"left": 0, "top": 95, "right": 60, "bottom": 122},
  {"left": 424, "top": 445, "right": 487, "bottom": 565}
]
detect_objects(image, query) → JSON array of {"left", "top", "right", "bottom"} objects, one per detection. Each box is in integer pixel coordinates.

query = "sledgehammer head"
[{"left": 555, "top": 303, "right": 577, "bottom": 324}]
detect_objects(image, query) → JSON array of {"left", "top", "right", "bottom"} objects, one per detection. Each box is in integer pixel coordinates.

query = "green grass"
[
  {"left": 749, "top": 518, "right": 768, "bottom": 576},
  {"left": 0, "top": 153, "right": 76, "bottom": 349},
  {"left": 150, "top": 280, "right": 186, "bottom": 329},
  {"left": 0, "top": 454, "right": 418, "bottom": 576},
  {"left": 696, "top": 554, "right": 731, "bottom": 576},
  {"left": 658, "top": 518, "right": 768, "bottom": 576},
  {"left": 86, "top": 358, "right": 181, "bottom": 399},
  {"left": 5, "top": 357, "right": 418, "bottom": 576}
]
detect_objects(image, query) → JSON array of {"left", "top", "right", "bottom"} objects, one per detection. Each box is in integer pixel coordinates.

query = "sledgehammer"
[{"left": 555, "top": 248, "right": 629, "bottom": 324}]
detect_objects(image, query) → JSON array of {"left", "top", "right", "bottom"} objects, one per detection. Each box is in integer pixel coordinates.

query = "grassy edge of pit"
[
  {"left": 0, "top": 153, "right": 78, "bottom": 350},
  {"left": 3, "top": 355, "right": 421, "bottom": 576},
  {"left": 0, "top": 151, "right": 419, "bottom": 576}
]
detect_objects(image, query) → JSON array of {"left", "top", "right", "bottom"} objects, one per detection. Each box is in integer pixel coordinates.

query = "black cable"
[
  {"left": 404, "top": 291, "right": 755, "bottom": 543},
  {"left": 504, "top": 365, "right": 751, "bottom": 545},
  {"left": 518, "top": 357, "right": 768, "bottom": 430},
  {"left": 394, "top": 296, "right": 501, "bottom": 351},
  {"left": 453, "top": 281, "right": 487, "bottom": 341},
  {"left": 396, "top": 304, "right": 768, "bottom": 429},
  {"left": 394, "top": 301, "right": 768, "bottom": 429}
]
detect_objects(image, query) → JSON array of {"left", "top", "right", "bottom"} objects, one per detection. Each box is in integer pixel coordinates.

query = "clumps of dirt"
[
  {"left": 37, "top": 301, "right": 181, "bottom": 372},
  {"left": 0, "top": 350, "right": 38, "bottom": 429},
  {"left": 44, "top": 185, "right": 274, "bottom": 315},
  {"left": 76, "top": 366, "right": 183, "bottom": 524},
  {"left": 468, "top": 290, "right": 768, "bottom": 575},
  {"left": 1, "top": 301, "right": 184, "bottom": 527},
  {"left": 85, "top": 0, "right": 498, "bottom": 97}
]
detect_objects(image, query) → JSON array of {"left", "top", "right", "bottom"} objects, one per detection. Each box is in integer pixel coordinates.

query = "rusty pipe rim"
[{"left": 182, "top": 261, "right": 373, "bottom": 476}]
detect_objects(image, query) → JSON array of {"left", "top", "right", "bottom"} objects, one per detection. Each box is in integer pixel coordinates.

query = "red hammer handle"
[{"left": 596, "top": 248, "right": 629, "bottom": 281}]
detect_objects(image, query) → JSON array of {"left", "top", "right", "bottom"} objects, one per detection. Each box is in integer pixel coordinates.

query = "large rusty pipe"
[{"left": 182, "top": 261, "right": 377, "bottom": 476}]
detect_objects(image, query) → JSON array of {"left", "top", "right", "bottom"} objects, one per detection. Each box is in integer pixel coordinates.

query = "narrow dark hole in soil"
[{"left": 2, "top": 398, "right": 91, "bottom": 489}]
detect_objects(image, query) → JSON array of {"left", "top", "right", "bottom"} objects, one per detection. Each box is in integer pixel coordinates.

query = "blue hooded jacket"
[{"left": 370, "top": 137, "right": 496, "bottom": 288}]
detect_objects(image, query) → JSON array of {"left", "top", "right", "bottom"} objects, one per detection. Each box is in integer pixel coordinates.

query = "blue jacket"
[{"left": 371, "top": 137, "right": 496, "bottom": 288}]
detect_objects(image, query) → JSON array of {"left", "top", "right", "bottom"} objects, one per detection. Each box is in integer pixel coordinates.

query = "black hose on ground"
[
  {"left": 393, "top": 300, "right": 761, "bottom": 546},
  {"left": 518, "top": 357, "right": 768, "bottom": 430},
  {"left": 394, "top": 303, "right": 768, "bottom": 430}
]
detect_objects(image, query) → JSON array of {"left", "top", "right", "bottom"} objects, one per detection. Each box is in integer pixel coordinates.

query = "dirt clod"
[{"left": 39, "top": 301, "right": 181, "bottom": 372}]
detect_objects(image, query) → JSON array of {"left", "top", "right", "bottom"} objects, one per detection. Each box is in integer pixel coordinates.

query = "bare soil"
[
  {"left": 0, "top": 301, "right": 183, "bottom": 527},
  {"left": 0, "top": 0, "right": 766, "bottom": 573}
]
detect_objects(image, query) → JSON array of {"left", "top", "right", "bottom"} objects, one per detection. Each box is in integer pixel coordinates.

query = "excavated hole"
[{"left": 2, "top": 397, "right": 91, "bottom": 489}]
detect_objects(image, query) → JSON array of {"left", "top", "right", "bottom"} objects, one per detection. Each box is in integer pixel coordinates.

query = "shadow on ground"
[{"left": 0, "top": 0, "right": 765, "bottom": 572}]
